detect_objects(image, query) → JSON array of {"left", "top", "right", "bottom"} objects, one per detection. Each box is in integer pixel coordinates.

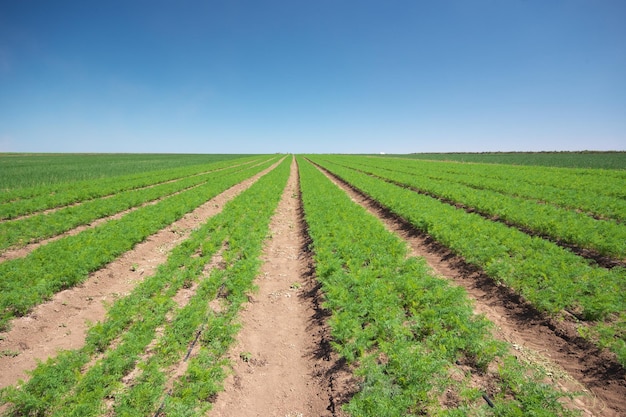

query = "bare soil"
[
  {"left": 210, "top": 158, "right": 352, "bottom": 417},
  {"left": 316, "top": 163, "right": 626, "bottom": 417},
  {"left": 0, "top": 161, "right": 281, "bottom": 390}
]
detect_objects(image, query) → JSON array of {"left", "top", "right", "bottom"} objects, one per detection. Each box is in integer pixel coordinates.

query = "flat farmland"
[{"left": 0, "top": 153, "right": 625, "bottom": 416}]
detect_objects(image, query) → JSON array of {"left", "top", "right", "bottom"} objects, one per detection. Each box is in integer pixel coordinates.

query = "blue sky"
[{"left": 1, "top": 0, "right": 624, "bottom": 153}]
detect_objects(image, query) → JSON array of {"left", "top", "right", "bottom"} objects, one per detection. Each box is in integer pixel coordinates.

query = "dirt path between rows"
[
  {"left": 210, "top": 158, "right": 347, "bottom": 417},
  {"left": 316, "top": 163, "right": 626, "bottom": 417},
  {"left": 0, "top": 160, "right": 283, "bottom": 390}
]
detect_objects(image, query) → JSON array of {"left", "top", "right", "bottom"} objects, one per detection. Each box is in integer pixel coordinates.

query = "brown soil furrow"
[
  {"left": 0, "top": 160, "right": 282, "bottom": 390},
  {"left": 314, "top": 163, "right": 626, "bottom": 417},
  {"left": 296, "top": 205, "right": 357, "bottom": 414},
  {"left": 210, "top": 157, "right": 336, "bottom": 417}
]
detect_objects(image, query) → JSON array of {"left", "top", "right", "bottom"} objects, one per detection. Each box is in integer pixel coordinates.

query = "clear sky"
[{"left": 1, "top": 0, "right": 624, "bottom": 154}]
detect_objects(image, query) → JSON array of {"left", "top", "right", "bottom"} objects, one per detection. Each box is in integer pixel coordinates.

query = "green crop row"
[
  {"left": 298, "top": 157, "right": 577, "bottom": 416},
  {"left": 0, "top": 158, "right": 270, "bottom": 253},
  {"left": 383, "top": 155, "right": 626, "bottom": 199},
  {"left": 1, "top": 155, "right": 256, "bottom": 206},
  {"left": 2, "top": 230, "right": 232, "bottom": 417},
  {"left": 0, "top": 157, "right": 291, "bottom": 416},
  {"left": 309, "top": 157, "right": 626, "bottom": 366},
  {"left": 148, "top": 156, "right": 290, "bottom": 416},
  {"left": 343, "top": 155, "right": 626, "bottom": 223},
  {"left": 0, "top": 158, "right": 277, "bottom": 331},
  {"left": 323, "top": 156, "right": 626, "bottom": 260},
  {"left": 424, "top": 163, "right": 626, "bottom": 223},
  {"left": 392, "top": 152, "right": 626, "bottom": 170},
  {"left": 0, "top": 155, "right": 267, "bottom": 219},
  {"left": 0, "top": 153, "right": 254, "bottom": 190},
  {"left": 394, "top": 151, "right": 626, "bottom": 170}
]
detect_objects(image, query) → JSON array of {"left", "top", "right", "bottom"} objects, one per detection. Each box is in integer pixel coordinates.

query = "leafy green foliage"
[
  {"left": 0, "top": 158, "right": 267, "bottom": 251},
  {"left": 0, "top": 158, "right": 277, "bottom": 331},
  {"left": 391, "top": 151, "right": 626, "bottom": 170},
  {"left": 0, "top": 156, "right": 267, "bottom": 219},
  {"left": 0, "top": 157, "right": 291, "bottom": 416},
  {"left": 0, "top": 153, "right": 253, "bottom": 191},
  {"left": 327, "top": 156, "right": 626, "bottom": 258},
  {"left": 298, "top": 157, "right": 576, "bottom": 416},
  {"left": 339, "top": 155, "right": 626, "bottom": 221},
  {"left": 309, "top": 156, "right": 626, "bottom": 367}
]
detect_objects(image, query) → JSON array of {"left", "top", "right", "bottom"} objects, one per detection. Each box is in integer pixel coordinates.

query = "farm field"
[
  {"left": 0, "top": 153, "right": 252, "bottom": 190},
  {"left": 1, "top": 153, "right": 625, "bottom": 416},
  {"left": 391, "top": 151, "right": 626, "bottom": 169}
]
